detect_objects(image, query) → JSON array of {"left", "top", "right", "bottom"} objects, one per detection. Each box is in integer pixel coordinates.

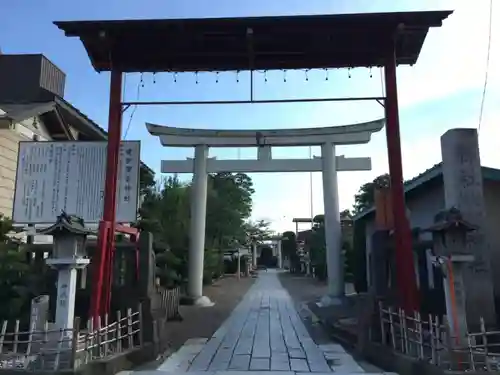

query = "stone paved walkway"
[{"left": 132, "top": 270, "right": 396, "bottom": 375}]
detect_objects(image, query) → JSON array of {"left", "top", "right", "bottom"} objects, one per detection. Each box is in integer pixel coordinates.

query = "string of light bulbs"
[{"left": 136, "top": 67, "right": 376, "bottom": 86}]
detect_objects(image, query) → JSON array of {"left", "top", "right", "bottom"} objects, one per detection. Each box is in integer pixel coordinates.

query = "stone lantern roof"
[
  {"left": 38, "top": 211, "right": 95, "bottom": 236},
  {"left": 425, "top": 207, "right": 478, "bottom": 234}
]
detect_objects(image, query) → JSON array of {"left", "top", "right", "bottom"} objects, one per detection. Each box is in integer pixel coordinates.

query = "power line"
[
  {"left": 123, "top": 73, "right": 143, "bottom": 139},
  {"left": 479, "top": 0, "right": 494, "bottom": 131},
  {"left": 309, "top": 146, "right": 314, "bottom": 228}
]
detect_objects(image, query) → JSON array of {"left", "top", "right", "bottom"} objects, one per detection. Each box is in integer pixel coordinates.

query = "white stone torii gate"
[{"left": 146, "top": 119, "right": 384, "bottom": 306}]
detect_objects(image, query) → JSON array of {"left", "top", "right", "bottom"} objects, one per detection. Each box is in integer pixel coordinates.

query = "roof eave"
[{"left": 54, "top": 10, "right": 453, "bottom": 73}]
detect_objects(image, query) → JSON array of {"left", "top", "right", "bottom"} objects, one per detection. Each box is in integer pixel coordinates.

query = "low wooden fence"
[
  {"left": 153, "top": 287, "right": 182, "bottom": 320},
  {"left": 0, "top": 287, "right": 183, "bottom": 372},
  {"left": 0, "top": 305, "right": 142, "bottom": 372},
  {"left": 378, "top": 303, "right": 500, "bottom": 372}
]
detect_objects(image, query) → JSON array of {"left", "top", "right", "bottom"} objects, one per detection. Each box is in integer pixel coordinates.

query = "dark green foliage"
[
  {"left": 138, "top": 173, "right": 257, "bottom": 288},
  {"left": 305, "top": 209, "right": 354, "bottom": 282},
  {"left": 0, "top": 215, "right": 53, "bottom": 322},
  {"left": 282, "top": 231, "right": 300, "bottom": 273},
  {"left": 352, "top": 173, "right": 391, "bottom": 214}
]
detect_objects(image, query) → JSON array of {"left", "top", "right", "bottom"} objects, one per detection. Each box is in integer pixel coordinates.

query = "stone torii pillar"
[
  {"left": 321, "top": 142, "right": 343, "bottom": 304},
  {"left": 277, "top": 239, "right": 283, "bottom": 269},
  {"left": 187, "top": 145, "right": 214, "bottom": 306},
  {"left": 252, "top": 242, "right": 257, "bottom": 268}
]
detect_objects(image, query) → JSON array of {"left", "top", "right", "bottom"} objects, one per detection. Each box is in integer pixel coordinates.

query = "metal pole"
[
  {"left": 89, "top": 70, "right": 123, "bottom": 320},
  {"left": 309, "top": 146, "right": 314, "bottom": 227},
  {"left": 121, "top": 96, "right": 385, "bottom": 106},
  {"left": 384, "top": 44, "right": 419, "bottom": 312}
]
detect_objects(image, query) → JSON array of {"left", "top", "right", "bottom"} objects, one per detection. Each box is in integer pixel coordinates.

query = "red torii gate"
[{"left": 54, "top": 10, "right": 452, "bottom": 319}]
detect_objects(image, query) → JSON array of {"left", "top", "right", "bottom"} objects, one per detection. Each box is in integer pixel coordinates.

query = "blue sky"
[{"left": 2, "top": 0, "right": 499, "bottom": 233}]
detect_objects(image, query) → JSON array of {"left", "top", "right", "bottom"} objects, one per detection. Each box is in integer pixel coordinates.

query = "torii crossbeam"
[{"left": 146, "top": 120, "right": 383, "bottom": 304}]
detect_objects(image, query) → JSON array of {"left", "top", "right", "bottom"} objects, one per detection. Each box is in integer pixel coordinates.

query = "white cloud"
[{"left": 397, "top": 0, "right": 499, "bottom": 107}]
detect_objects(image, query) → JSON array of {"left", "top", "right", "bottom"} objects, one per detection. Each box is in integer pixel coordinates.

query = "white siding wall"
[{"left": 0, "top": 116, "right": 52, "bottom": 218}]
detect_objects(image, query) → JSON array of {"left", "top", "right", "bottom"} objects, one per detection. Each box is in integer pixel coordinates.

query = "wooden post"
[
  {"left": 127, "top": 308, "right": 133, "bottom": 348},
  {"left": 388, "top": 306, "right": 396, "bottom": 349},
  {"left": 104, "top": 313, "right": 109, "bottom": 356},
  {"left": 481, "top": 317, "right": 488, "bottom": 371},
  {"left": 97, "top": 315, "right": 102, "bottom": 358},
  {"left": 87, "top": 317, "right": 94, "bottom": 361},
  {"left": 429, "top": 314, "right": 437, "bottom": 365},
  {"left": 13, "top": 320, "right": 19, "bottom": 353},
  {"left": 378, "top": 302, "right": 387, "bottom": 345},
  {"left": 0, "top": 321, "right": 7, "bottom": 353},
  {"left": 26, "top": 320, "right": 36, "bottom": 356},
  {"left": 116, "top": 310, "right": 122, "bottom": 353},
  {"left": 71, "top": 317, "right": 80, "bottom": 370},
  {"left": 138, "top": 303, "right": 144, "bottom": 347}
]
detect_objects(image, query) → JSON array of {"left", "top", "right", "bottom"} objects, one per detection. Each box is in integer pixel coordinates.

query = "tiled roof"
[
  {"left": 352, "top": 163, "right": 500, "bottom": 222},
  {"left": 0, "top": 97, "right": 154, "bottom": 175}
]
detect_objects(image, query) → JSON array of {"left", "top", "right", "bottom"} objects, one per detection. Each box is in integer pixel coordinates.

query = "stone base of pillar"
[
  {"left": 183, "top": 295, "right": 215, "bottom": 307},
  {"left": 317, "top": 294, "right": 347, "bottom": 308}
]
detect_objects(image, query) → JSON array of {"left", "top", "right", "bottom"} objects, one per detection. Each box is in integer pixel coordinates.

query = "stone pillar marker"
[{"left": 440, "top": 128, "right": 496, "bottom": 325}]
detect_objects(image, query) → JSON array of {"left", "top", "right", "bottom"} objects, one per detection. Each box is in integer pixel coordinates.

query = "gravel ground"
[
  {"left": 278, "top": 272, "right": 383, "bottom": 373},
  {"left": 136, "top": 275, "right": 255, "bottom": 370}
]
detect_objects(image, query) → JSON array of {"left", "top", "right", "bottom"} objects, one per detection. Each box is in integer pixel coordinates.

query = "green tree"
[
  {"left": 352, "top": 173, "right": 391, "bottom": 214},
  {"left": 244, "top": 220, "right": 273, "bottom": 245},
  {"left": 138, "top": 173, "right": 256, "bottom": 288},
  {"left": 205, "top": 173, "right": 255, "bottom": 249},
  {"left": 0, "top": 215, "right": 52, "bottom": 322},
  {"left": 306, "top": 211, "right": 354, "bottom": 281}
]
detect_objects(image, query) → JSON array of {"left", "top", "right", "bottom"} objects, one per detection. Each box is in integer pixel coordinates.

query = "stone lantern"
[
  {"left": 425, "top": 207, "right": 476, "bottom": 345},
  {"left": 427, "top": 207, "right": 477, "bottom": 257},
  {"left": 39, "top": 212, "right": 92, "bottom": 332}
]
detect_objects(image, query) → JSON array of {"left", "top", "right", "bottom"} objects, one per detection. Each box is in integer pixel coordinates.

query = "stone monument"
[{"left": 440, "top": 128, "right": 496, "bottom": 326}]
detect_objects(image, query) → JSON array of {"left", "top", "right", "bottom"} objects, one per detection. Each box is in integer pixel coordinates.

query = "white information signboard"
[{"left": 12, "top": 141, "right": 141, "bottom": 224}]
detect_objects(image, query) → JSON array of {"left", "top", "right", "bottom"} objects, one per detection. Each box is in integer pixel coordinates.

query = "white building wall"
[{"left": 363, "top": 179, "right": 500, "bottom": 302}]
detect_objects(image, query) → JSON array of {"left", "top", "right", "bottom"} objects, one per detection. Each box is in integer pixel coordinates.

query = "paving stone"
[
  {"left": 228, "top": 355, "right": 250, "bottom": 370},
  {"left": 307, "top": 356, "right": 332, "bottom": 373},
  {"left": 270, "top": 353, "right": 291, "bottom": 371},
  {"left": 318, "top": 343, "right": 346, "bottom": 353},
  {"left": 249, "top": 358, "right": 270, "bottom": 371},
  {"left": 290, "top": 358, "right": 310, "bottom": 372},
  {"left": 288, "top": 348, "right": 306, "bottom": 359},
  {"left": 173, "top": 270, "right": 374, "bottom": 373}
]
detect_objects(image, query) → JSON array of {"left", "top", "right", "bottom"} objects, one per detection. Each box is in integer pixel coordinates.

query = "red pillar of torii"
[
  {"left": 88, "top": 70, "right": 123, "bottom": 318},
  {"left": 384, "top": 44, "right": 419, "bottom": 312},
  {"left": 55, "top": 11, "right": 452, "bottom": 317}
]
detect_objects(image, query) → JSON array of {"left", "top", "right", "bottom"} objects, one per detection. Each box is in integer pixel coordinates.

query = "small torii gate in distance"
[
  {"left": 146, "top": 119, "right": 384, "bottom": 305},
  {"left": 54, "top": 9, "right": 453, "bottom": 317}
]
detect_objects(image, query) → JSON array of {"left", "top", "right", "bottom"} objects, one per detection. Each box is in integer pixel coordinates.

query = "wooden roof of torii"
[{"left": 54, "top": 10, "right": 453, "bottom": 73}]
